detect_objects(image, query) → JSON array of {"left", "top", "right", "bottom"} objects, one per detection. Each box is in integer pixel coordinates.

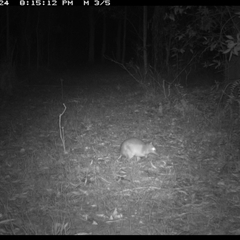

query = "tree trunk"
[
  {"left": 36, "top": 9, "right": 40, "bottom": 69},
  {"left": 143, "top": 6, "right": 148, "bottom": 77},
  {"left": 26, "top": 34, "right": 31, "bottom": 68},
  {"left": 152, "top": 6, "right": 160, "bottom": 71},
  {"left": 101, "top": 12, "right": 106, "bottom": 63},
  {"left": 6, "top": 7, "right": 10, "bottom": 59},
  {"left": 88, "top": 7, "right": 95, "bottom": 64},
  {"left": 23, "top": 8, "right": 31, "bottom": 68},
  {"left": 121, "top": 7, "right": 127, "bottom": 63},
  {"left": 152, "top": 6, "right": 166, "bottom": 72},
  {"left": 47, "top": 9, "right": 51, "bottom": 67},
  {"left": 116, "top": 18, "right": 122, "bottom": 62}
]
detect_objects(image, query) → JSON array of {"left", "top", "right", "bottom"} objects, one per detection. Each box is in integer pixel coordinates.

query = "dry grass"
[{"left": 0, "top": 69, "right": 240, "bottom": 235}]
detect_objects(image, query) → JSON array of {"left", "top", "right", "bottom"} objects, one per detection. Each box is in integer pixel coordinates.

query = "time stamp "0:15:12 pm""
[{"left": 0, "top": 0, "right": 110, "bottom": 6}]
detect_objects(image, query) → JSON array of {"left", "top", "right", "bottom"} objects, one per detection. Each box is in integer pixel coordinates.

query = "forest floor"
[{"left": 0, "top": 65, "right": 240, "bottom": 235}]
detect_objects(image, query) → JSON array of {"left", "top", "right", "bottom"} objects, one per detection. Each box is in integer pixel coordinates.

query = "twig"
[{"left": 59, "top": 103, "right": 68, "bottom": 154}]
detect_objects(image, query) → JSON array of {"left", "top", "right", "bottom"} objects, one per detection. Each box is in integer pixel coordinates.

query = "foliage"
[{"left": 164, "top": 6, "right": 239, "bottom": 70}]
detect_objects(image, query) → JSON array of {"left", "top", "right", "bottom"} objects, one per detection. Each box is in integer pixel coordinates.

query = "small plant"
[{"left": 219, "top": 78, "right": 240, "bottom": 116}]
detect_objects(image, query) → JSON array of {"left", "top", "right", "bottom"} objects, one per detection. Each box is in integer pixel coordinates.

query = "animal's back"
[{"left": 120, "top": 138, "right": 147, "bottom": 160}]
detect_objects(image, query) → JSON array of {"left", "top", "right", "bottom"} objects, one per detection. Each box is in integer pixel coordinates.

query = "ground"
[{"left": 0, "top": 65, "right": 240, "bottom": 235}]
